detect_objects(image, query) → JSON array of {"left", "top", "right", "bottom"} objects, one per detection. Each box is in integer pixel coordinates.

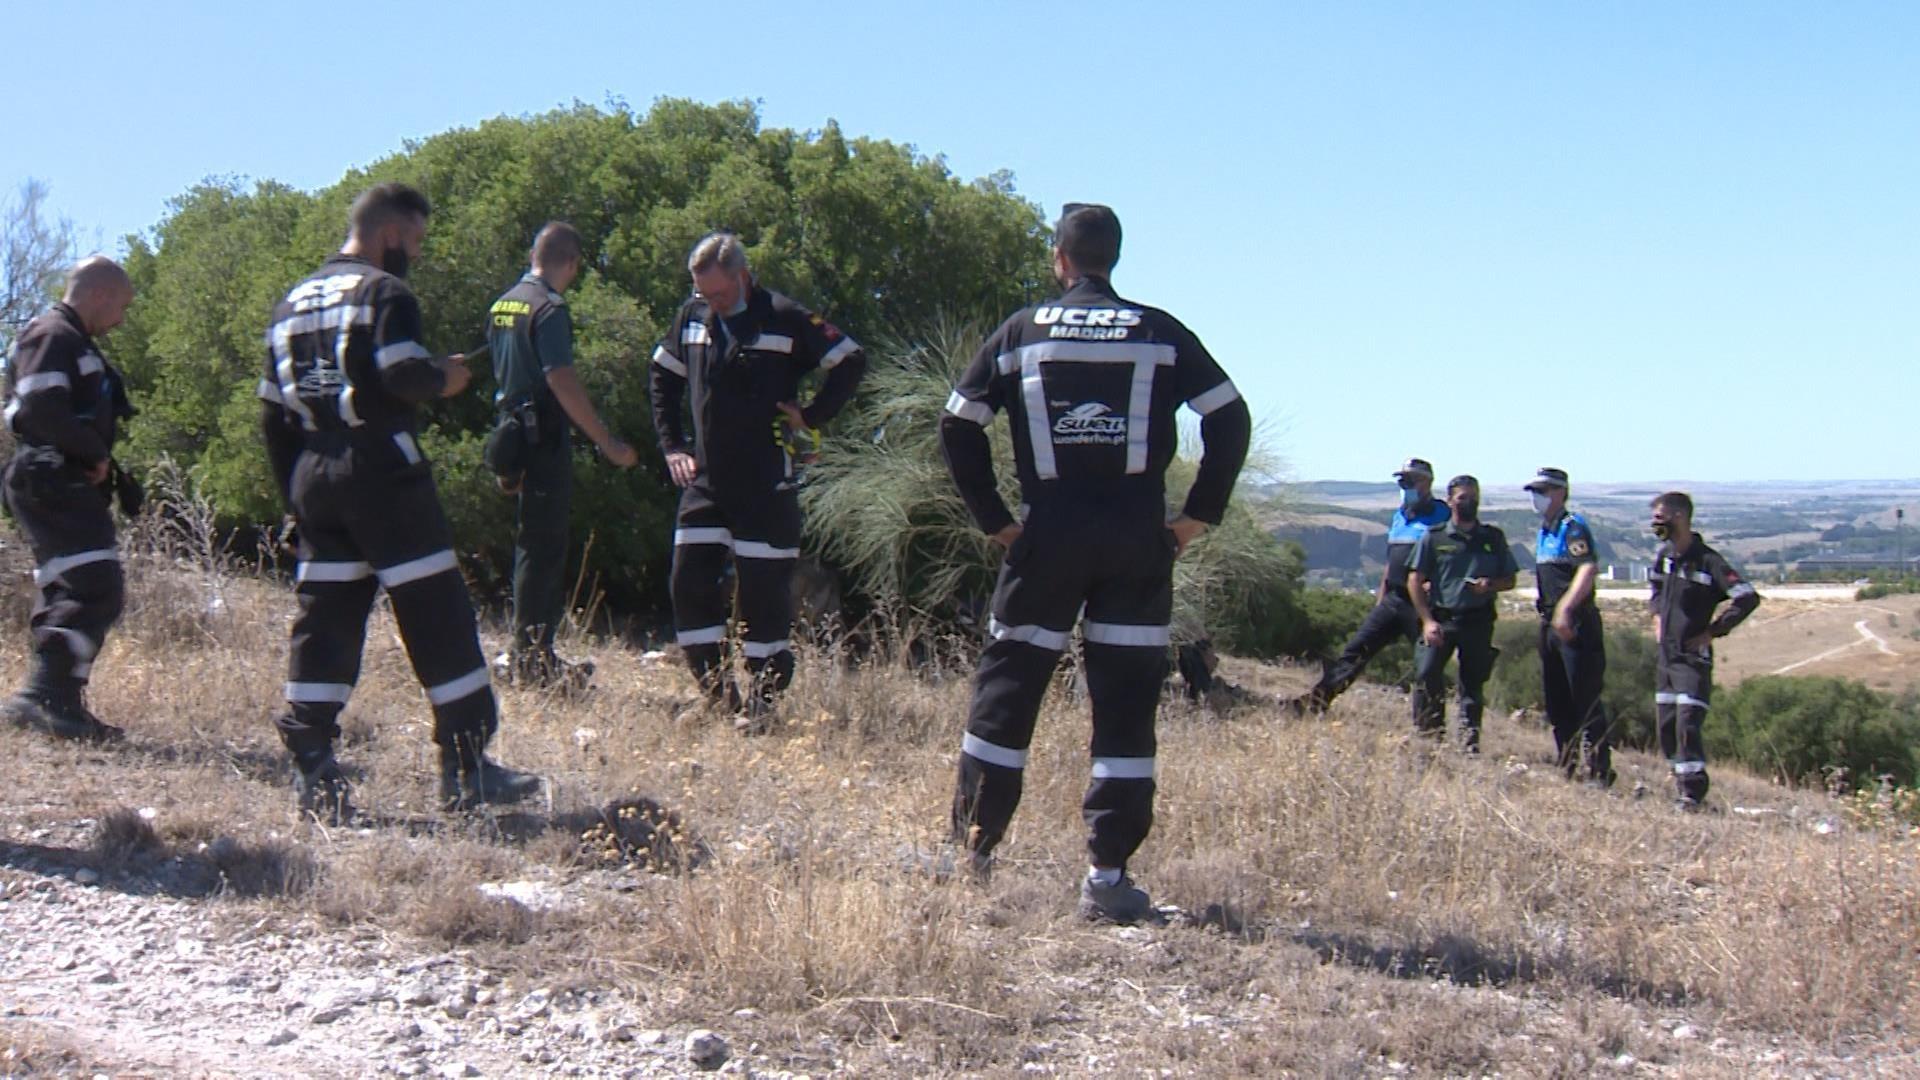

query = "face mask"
[
  {"left": 381, "top": 245, "right": 410, "bottom": 278},
  {"left": 1651, "top": 522, "right": 1671, "bottom": 541},
  {"left": 1400, "top": 487, "right": 1421, "bottom": 508},
  {"left": 1455, "top": 499, "right": 1479, "bottom": 521},
  {"left": 1531, "top": 491, "right": 1553, "bottom": 515}
]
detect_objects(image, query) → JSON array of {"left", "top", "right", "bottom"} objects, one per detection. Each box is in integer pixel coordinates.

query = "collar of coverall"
[{"left": 1059, "top": 275, "right": 1118, "bottom": 301}]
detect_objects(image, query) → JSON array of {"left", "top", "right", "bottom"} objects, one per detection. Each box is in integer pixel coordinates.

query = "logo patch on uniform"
[
  {"left": 810, "top": 313, "right": 844, "bottom": 342},
  {"left": 1035, "top": 306, "right": 1141, "bottom": 341},
  {"left": 1052, "top": 402, "right": 1127, "bottom": 445},
  {"left": 1568, "top": 539, "right": 1590, "bottom": 557}
]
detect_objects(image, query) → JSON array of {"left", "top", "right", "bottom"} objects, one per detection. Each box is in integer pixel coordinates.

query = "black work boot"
[
  {"left": 439, "top": 735, "right": 542, "bottom": 811},
  {"left": 4, "top": 690, "right": 124, "bottom": 743},
  {"left": 293, "top": 752, "right": 353, "bottom": 826}
]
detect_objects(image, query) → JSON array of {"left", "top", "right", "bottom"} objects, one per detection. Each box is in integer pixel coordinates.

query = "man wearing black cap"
[
  {"left": 1405, "top": 475, "right": 1517, "bottom": 752},
  {"left": 1291, "top": 458, "right": 1451, "bottom": 714},
  {"left": 940, "top": 202, "right": 1250, "bottom": 923},
  {"left": 1526, "top": 466, "right": 1612, "bottom": 784}
]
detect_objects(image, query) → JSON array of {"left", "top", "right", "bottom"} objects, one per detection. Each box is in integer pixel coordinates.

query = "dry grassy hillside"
[{"left": 1, "top": 537, "right": 1917, "bottom": 1077}]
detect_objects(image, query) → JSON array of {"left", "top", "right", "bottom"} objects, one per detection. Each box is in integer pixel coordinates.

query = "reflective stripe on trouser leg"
[
  {"left": 280, "top": 520, "right": 379, "bottom": 758},
  {"left": 1657, "top": 652, "right": 1712, "bottom": 800},
  {"left": 28, "top": 557, "right": 123, "bottom": 692},
  {"left": 735, "top": 549, "right": 796, "bottom": 695},
  {"left": 670, "top": 483, "right": 736, "bottom": 693},
  {"left": 1081, "top": 524, "right": 1173, "bottom": 871},
  {"left": 954, "top": 517, "right": 1082, "bottom": 858},
  {"left": 383, "top": 559, "right": 497, "bottom": 747},
  {"left": 3, "top": 463, "right": 124, "bottom": 695}
]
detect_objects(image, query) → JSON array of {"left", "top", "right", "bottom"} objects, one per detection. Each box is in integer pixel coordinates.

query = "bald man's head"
[{"left": 63, "top": 256, "right": 133, "bottom": 336}]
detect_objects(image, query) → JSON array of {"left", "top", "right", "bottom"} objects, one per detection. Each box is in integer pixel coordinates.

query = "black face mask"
[
  {"left": 1454, "top": 499, "right": 1479, "bottom": 521},
  {"left": 1651, "top": 522, "right": 1671, "bottom": 541},
  {"left": 381, "top": 246, "right": 410, "bottom": 278}
]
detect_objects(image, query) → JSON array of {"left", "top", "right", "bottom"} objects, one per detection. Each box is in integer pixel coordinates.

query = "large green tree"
[{"left": 108, "top": 100, "right": 1051, "bottom": 614}]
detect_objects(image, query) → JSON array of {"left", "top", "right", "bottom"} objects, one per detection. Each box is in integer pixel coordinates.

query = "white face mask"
[{"left": 1531, "top": 491, "right": 1554, "bottom": 516}]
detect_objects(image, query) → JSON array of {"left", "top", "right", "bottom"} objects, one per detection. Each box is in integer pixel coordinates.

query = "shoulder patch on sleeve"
[
  {"left": 1568, "top": 538, "right": 1591, "bottom": 558},
  {"left": 810, "top": 313, "right": 844, "bottom": 342}
]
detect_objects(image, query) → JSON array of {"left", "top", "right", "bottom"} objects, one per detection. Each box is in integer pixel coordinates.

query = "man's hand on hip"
[{"left": 1169, "top": 515, "right": 1208, "bottom": 557}]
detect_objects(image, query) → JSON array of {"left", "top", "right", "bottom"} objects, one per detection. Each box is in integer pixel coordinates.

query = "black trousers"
[
  {"left": 510, "top": 427, "right": 572, "bottom": 659},
  {"left": 1539, "top": 607, "right": 1610, "bottom": 779},
  {"left": 1656, "top": 645, "right": 1713, "bottom": 800},
  {"left": 952, "top": 500, "right": 1175, "bottom": 872},
  {"left": 1411, "top": 609, "right": 1497, "bottom": 742},
  {"left": 1313, "top": 590, "right": 1419, "bottom": 702},
  {"left": 3, "top": 448, "right": 123, "bottom": 699},
  {"left": 669, "top": 480, "right": 801, "bottom": 699},
  {"left": 277, "top": 430, "right": 497, "bottom": 761}
]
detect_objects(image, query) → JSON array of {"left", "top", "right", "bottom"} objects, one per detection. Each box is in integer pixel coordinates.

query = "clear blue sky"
[{"left": 6, "top": 2, "right": 1915, "bottom": 484}]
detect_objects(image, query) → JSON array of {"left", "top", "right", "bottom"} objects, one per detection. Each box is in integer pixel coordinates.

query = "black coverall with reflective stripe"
[
  {"left": 940, "top": 276, "right": 1251, "bottom": 871},
  {"left": 259, "top": 255, "right": 497, "bottom": 762},
  {"left": 3, "top": 303, "right": 128, "bottom": 700},
  {"left": 648, "top": 287, "right": 864, "bottom": 702},
  {"left": 1649, "top": 537, "right": 1759, "bottom": 801}
]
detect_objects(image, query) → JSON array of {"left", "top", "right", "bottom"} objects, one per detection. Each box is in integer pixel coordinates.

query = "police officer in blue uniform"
[
  {"left": 1527, "top": 467, "right": 1612, "bottom": 784},
  {"left": 1293, "top": 458, "right": 1450, "bottom": 713}
]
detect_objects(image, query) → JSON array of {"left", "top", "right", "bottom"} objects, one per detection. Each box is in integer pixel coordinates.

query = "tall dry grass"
[{"left": 0, "top": 500, "right": 1916, "bottom": 1074}]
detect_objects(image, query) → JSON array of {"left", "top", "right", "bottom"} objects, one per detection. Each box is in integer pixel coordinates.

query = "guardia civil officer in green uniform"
[
  {"left": 485, "top": 222, "right": 638, "bottom": 688},
  {"left": 1404, "top": 475, "right": 1518, "bottom": 752}
]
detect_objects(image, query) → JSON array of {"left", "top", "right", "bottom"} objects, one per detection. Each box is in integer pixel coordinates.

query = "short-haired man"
[
  {"left": 1526, "top": 467, "right": 1612, "bottom": 785},
  {"left": 1291, "top": 458, "right": 1451, "bottom": 713},
  {"left": 1, "top": 257, "right": 136, "bottom": 741},
  {"left": 260, "top": 182, "right": 540, "bottom": 821},
  {"left": 1648, "top": 492, "right": 1760, "bottom": 810},
  {"left": 648, "top": 231, "right": 866, "bottom": 728},
  {"left": 1405, "top": 475, "right": 1517, "bottom": 752},
  {"left": 485, "top": 221, "right": 638, "bottom": 689},
  {"left": 941, "top": 203, "right": 1250, "bottom": 922}
]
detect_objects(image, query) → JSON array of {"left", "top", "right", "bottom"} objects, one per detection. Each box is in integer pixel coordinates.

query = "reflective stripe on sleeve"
[
  {"left": 374, "top": 341, "right": 432, "bottom": 371},
  {"left": 13, "top": 372, "right": 72, "bottom": 396},
  {"left": 652, "top": 345, "right": 688, "bottom": 378},
  {"left": 962, "top": 732, "right": 1028, "bottom": 770},
  {"left": 944, "top": 391, "right": 995, "bottom": 427},
  {"left": 1187, "top": 380, "right": 1241, "bottom": 416},
  {"left": 820, "top": 337, "right": 859, "bottom": 369},
  {"left": 257, "top": 378, "right": 285, "bottom": 404}
]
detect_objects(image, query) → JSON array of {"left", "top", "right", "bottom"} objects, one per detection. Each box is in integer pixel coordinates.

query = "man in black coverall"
[
  {"left": 1, "top": 257, "right": 136, "bottom": 742},
  {"left": 1647, "top": 491, "right": 1760, "bottom": 810},
  {"left": 649, "top": 232, "right": 866, "bottom": 731},
  {"left": 259, "top": 183, "right": 540, "bottom": 822},
  {"left": 940, "top": 203, "right": 1251, "bottom": 923}
]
